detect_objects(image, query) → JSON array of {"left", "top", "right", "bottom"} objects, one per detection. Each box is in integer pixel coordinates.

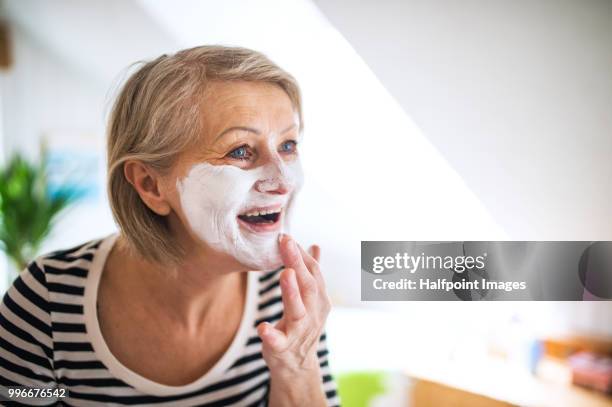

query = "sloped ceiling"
[{"left": 315, "top": 0, "right": 612, "bottom": 240}]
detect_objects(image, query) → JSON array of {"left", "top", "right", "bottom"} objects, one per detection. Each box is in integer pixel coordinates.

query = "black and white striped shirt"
[{"left": 0, "top": 233, "right": 341, "bottom": 406}]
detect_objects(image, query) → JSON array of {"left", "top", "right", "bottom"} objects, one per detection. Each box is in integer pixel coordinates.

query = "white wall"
[
  {"left": 0, "top": 25, "right": 105, "bottom": 161},
  {"left": 315, "top": 0, "right": 612, "bottom": 240},
  {"left": 0, "top": 10, "right": 117, "bottom": 292},
  {"left": 0, "top": 0, "right": 182, "bottom": 256}
]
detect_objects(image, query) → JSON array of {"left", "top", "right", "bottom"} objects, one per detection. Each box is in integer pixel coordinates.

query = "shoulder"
[
  {"left": 41, "top": 237, "right": 106, "bottom": 265},
  {"left": 37, "top": 236, "right": 106, "bottom": 270},
  {"left": 1, "top": 236, "right": 108, "bottom": 342},
  {"left": 8, "top": 236, "right": 107, "bottom": 298},
  {"left": 0, "top": 239, "right": 108, "bottom": 387}
]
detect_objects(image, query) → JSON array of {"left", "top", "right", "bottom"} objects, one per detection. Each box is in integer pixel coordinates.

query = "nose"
[
  {"left": 254, "top": 178, "right": 289, "bottom": 195},
  {"left": 253, "top": 142, "right": 302, "bottom": 195},
  {"left": 254, "top": 157, "right": 292, "bottom": 195}
]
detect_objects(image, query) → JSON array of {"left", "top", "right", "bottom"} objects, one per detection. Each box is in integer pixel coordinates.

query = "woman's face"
[{"left": 162, "top": 81, "right": 303, "bottom": 271}]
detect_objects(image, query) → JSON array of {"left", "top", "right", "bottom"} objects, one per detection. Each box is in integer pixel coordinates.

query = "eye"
[
  {"left": 227, "top": 145, "right": 252, "bottom": 160},
  {"left": 279, "top": 139, "right": 298, "bottom": 154}
]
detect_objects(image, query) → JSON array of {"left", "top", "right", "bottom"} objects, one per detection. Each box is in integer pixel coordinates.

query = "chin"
[
  {"left": 245, "top": 254, "right": 283, "bottom": 272},
  {"left": 236, "top": 235, "right": 284, "bottom": 271}
]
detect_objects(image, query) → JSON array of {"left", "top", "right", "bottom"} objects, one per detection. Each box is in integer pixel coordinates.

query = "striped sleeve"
[
  {"left": 0, "top": 259, "right": 57, "bottom": 398},
  {"left": 318, "top": 328, "right": 341, "bottom": 407}
]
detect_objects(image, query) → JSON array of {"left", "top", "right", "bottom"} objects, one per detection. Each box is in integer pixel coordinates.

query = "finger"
[
  {"left": 279, "top": 268, "right": 307, "bottom": 324},
  {"left": 298, "top": 243, "right": 327, "bottom": 292},
  {"left": 300, "top": 244, "right": 320, "bottom": 275},
  {"left": 308, "top": 245, "right": 321, "bottom": 262},
  {"left": 278, "top": 233, "right": 306, "bottom": 272},
  {"left": 279, "top": 234, "right": 318, "bottom": 306},
  {"left": 257, "top": 321, "right": 287, "bottom": 353}
]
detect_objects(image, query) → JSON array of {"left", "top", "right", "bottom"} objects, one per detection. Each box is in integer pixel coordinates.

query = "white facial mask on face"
[{"left": 176, "top": 158, "right": 304, "bottom": 270}]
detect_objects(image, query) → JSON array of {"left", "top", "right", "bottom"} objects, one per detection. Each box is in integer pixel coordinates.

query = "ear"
[{"left": 123, "top": 160, "right": 172, "bottom": 216}]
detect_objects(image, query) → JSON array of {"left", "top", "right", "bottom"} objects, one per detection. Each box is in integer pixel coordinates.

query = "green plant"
[
  {"left": 0, "top": 152, "right": 77, "bottom": 270},
  {"left": 337, "top": 370, "right": 388, "bottom": 407}
]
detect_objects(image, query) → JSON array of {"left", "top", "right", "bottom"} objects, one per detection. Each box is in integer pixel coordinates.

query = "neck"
[{"left": 108, "top": 235, "right": 246, "bottom": 333}]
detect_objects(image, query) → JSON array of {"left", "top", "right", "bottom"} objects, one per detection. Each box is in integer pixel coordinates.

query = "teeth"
[{"left": 242, "top": 208, "right": 282, "bottom": 217}]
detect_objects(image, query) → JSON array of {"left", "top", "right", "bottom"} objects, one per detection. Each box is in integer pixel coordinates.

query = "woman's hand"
[{"left": 256, "top": 233, "right": 331, "bottom": 406}]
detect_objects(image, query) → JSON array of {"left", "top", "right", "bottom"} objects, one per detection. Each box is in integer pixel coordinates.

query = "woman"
[{"left": 0, "top": 46, "right": 340, "bottom": 406}]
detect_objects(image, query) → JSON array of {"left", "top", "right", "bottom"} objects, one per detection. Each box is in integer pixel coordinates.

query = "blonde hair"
[{"left": 107, "top": 45, "right": 303, "bottom": 268}]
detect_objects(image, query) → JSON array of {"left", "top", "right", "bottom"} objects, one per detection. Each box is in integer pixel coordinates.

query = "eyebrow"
[{"left": 214, "top": 123, "right": 297, "bottom": 142}]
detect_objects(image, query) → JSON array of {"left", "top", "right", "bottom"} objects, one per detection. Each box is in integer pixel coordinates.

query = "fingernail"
[
  {"left": 288, "top": 237, "right": 298, "bottom": 253},
  {"left": 279, "top": 233, "right": 297, "bottom": 252}
]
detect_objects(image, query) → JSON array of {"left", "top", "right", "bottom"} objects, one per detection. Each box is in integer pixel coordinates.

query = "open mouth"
[{"left": 237, "top": 207, "right": 282, "bottom": 226}]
